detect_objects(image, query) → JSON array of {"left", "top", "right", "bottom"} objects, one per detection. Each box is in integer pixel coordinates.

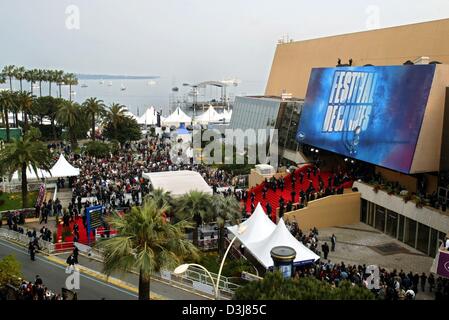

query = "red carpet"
[
  {"left": 56, "top": 216, "right": 118, "bottom": 249},
  {"left": 242, "top": 165, "right": 353, "bottom": 222}
]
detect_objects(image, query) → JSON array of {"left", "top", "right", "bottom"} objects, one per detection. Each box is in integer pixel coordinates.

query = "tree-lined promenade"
[{"left": 0, "top": 65, "right": 141, "bottom": 207}]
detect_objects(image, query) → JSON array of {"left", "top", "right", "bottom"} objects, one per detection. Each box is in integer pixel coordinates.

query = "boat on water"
[
  {"left": 120, "top": 84, "right": 126, "bottom": 91},
  {"left": 99, "top": 80, "right": 104, "bottom": 84},
  {"left": 147, "top": 80, "right": 157, "bottom": 86},
  {"left": 108, "top": 81, "right": 112, "bottom": 86},
  {"left": 70, "top": 91, "right": 76, "bottom": 95},
  {"left": 81, "top": 84, "right": 88, "bottom": 88}
]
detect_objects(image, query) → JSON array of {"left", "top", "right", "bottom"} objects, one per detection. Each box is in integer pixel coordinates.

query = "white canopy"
[
  {"left": 227, "top": 204, "right": 319, "bottom": 269},
  {"left": 137, "top": 106, "right": 158, "bottom": 125},
  {"left": 142, "top": 170, "right": 212, "bottom": 196},
  {"left": 10, "top": 167, "right": 52, "bottom": 181},
  {"left": 195, "top": 105, "right": 221, "bottom": 124},
  {"left": 50, "top": 154, "right": 80, "bottom": 177},
  {"left": 228, "top": 203, "right": 276, "bottom": 244},
  {"left": 248, "top": 219, "right": 320, "bottom": 268},
  {"left": 223, "top": 109, "right": 232, "bottom": 122},
  {"left": 162, "top": 107, "right": 192, "bottom": 127}
]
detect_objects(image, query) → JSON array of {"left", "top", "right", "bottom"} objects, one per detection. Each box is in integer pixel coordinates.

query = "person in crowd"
[
  {"left": 28, "top": 242, "right": 36, "bottom": 261},
  {"left": 322, "top": 242, "right": 330, "bottom": 260},
  {"left": 331, "top": 234, "right": 337, "bottom": 252}
]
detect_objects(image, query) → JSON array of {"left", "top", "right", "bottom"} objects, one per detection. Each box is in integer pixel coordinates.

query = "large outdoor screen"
[{"left": 296, "top": 65, "right": 436, "bottom": 173}]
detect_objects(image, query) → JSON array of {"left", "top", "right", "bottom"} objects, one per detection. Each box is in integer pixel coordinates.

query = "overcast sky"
[{"left": 1, "top": 0, "right": 449, "bottom": 86}]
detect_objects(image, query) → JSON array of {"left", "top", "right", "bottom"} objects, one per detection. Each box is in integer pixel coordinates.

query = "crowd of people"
[
  {"left": 294, "top": 260, "right": 449, "bottom": 300},
  {"left": 15, "top": 276, "right": 63, "bottom": 300}
]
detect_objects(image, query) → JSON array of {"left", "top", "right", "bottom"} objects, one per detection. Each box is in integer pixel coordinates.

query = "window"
[
  {"left": 404, "top": 218, "right": 417, "bottom": 248},
  {"left": 416, "top": 223, "right": 430, "bottom": 254},
  {"left": 398, "top": 214, "right": 405, "bottom": 242},
  {"left": 361, "top": 199, "right": 367, "bottom": 223},
  {"left": 385, "top": 210, "right": 398, "bottom": 238},
  {"left": 375, "top": 206, "right": 386, "bottom": 232},
  {"left": 429, "top": 228, "right": 439, "bottom": 257}
]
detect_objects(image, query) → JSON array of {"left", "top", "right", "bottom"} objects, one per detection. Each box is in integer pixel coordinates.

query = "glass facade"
[
  {"left": 385, "top": 211, "right": 398, "bottom": 238},
  {"left": 278, "top": 101, "right": 303, "bottom": 151},
  {"left": 375, "top": 206, "right": 386, "bottom": 232},
  {"left": 404, "top": 218, "right": 417, "bottom": 248},
  {"left": 361, "top": 200, "right": 443, "bottom": 257},
  {"left": 230, "top": 96, "right": 282, "bottom": 131}
]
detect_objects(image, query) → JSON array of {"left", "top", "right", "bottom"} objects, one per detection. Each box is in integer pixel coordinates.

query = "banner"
[
  {"left": 437, "top": 250, "right": 449, "bottom": 279},
  {"left": 86, "top": 205, "right": 104, "bottom": 243},
  {"left": 36, "top": 184, "right": 46, "bottom": 207},
  {"left": 296, "top": 65, "right": 436, "bottom": 173}
]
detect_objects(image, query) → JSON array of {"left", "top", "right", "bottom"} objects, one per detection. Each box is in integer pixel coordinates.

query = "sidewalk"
[
  {"left": 318, "top": 222, "right": 435, "bottom": 300},
  {"left": 55, "top": 252, "right": 208, "bottom": 300}
]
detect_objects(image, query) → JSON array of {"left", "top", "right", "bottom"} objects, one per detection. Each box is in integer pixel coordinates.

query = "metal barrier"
[{"left": 0, "top": 228, "right": 55, "bottom": 254}]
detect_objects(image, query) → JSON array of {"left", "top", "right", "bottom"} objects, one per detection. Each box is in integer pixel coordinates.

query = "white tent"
[
  {"left": 195, "top": 105, "right": 221, "bottom": 124},
  {"left": 247, "top": 219, "right": 320, "bottom": 268},
  {"left": 162, "top": 107, "right": 192, "bottom": 127},
  {"left": 137, "top": 106, "right": 158, "bottom": 125},
  {"left": 228, "top": 203, "right": 276, "bottom": 244},
  {"left": 50, "top": 154, "right": 80, "bottom": 177},
  {"left": 10, "top": 167, "right": 52, "bottom": 181},
  {"left": 142, "top": 170, "right": 212, "bottom": 196}
]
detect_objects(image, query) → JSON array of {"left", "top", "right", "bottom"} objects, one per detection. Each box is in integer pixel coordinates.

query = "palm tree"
[
  {"left": 175, "top": 191, "right": 214, "bottom": 246},
  {"left": 1, "top": 65, "right": 15, "bottom": 91},
  {"left": 83, "top": 97, "right": 105, "bottom": 141},
  {"left": 16, "top": 92, "right": 34, "bottom": 132},
  {"left": 55, "top": 70, "right": 64, "bottom": 98},
  {"left": 24, "top": 69, "right": 38, "bottom": 95},
  {"left": 36, "top": 69, "right": 45, "bottom": 97},
  {"left": 14, "top": 66, "right": 26, "bottom": 92},
  {"left": 210, "top": 195, "right": 241, "bottom": 258},
  {"left": 0, "top": 132, "right": 52, "bottom": 208},
  {"left": 103, "top": 103, "right": 127, "bottom": 141},
  {"left": 63, "top": 73, "right": 78, "bottom": 101},
  {"left": 57, "top": 100, "right": 81, "bottom": 149},
  {"left": 97, "top": 199, "right": 199, "bottom": 300},
  {"left": 0, "top": 90, "right": 13, "bottom": 142},
  {"left": 146, "top": 188, "right": 173, "bottom": 210},
  {"left": 45, "top": 70, "right": 56, "bottom": 96}
]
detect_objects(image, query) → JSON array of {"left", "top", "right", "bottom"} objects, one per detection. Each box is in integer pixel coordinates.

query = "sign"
[
  {"left": 437, "top": 250, "right": 449, "bottom": 279},
  {"left": 296, "top": 65, "right": 436, "bottom": 173},
  {"left": 86, "top": 205, "right": 104, "bottom": 243},
  {"left": 36, "top": 184, "right": 46, "bottom": 207}
]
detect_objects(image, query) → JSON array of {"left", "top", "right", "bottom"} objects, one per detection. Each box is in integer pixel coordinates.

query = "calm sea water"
[{"left": 0, "top": 78, "right": 264, "bottom": 117}]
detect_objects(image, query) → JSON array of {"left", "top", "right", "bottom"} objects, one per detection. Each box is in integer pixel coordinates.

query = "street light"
[{"left": 174, "top": 223, "right": 247, "bottom": 299}]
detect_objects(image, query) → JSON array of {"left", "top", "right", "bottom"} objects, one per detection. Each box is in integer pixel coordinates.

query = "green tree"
[
  {"left": 175, "top": 191, "right": 213, "bottom": 246},
  {"left": 0, "top": 255, "right": 22, "bottom": 288},
  {"left": 14, "top": 66, "right": 26, "bottom": 92},
  {"left": 233, "top": 272, "right": 376, "bottom": 300},
  {"left": 210, "top": 195, "right": 241, "bottom": 258},
  {"left": 24, "top": 69, "right": 38, "bottom": 95},
  {"left": 63, "top": 73, "right": 78, "bottom": 101},
  {"left": 84, "top": 141, "right": 110, "bottom": 157},
  {"left": 102, "top": 103, "right": 127, "bottom": 140},
  {"left": 0, "top": 131, "right": 52, "bottom": 208},
  {"left": 83, "top": 97, "right": 105, "bottom": 141},
  {"left": 146, "top": 188, "right": 174, "bottom": 210},
  {"left": 55, "top": 70, "right": 64, "bottom": 98},
  {"left": 56, "top": 100, "right": 82, "bottom": 149},
  {"left": 0, "top": 90, "right": 13, "bottom": 142},
  {"left": 97, "top": 199, "right": 199, "bottom": 300},
  {"left": 16, "top": 91, "right": 34, "bottom": 133},
  {"left": 103, "top": 114, "right": 141, "bottom": 145},
  {"left": 1, "top": 65, "right": 15, "bottom": 91}
]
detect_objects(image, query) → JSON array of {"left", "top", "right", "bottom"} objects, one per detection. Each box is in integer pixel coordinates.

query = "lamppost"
[{"left": 174, "top": 224, "right": 247, "bottom": 299}]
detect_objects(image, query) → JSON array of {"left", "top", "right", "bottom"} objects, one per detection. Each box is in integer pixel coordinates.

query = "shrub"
[{"left": 84, "top": 141, "right": 111, "bottom": 158}]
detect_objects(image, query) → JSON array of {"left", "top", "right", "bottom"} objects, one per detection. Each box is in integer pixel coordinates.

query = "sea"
[{"left": 0, "top": 76, "right": 265, "bottom": 117}]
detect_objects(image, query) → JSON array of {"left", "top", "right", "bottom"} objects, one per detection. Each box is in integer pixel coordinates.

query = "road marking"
[{"left": 0, "top": 239, "right": 139, "bottom": 298}]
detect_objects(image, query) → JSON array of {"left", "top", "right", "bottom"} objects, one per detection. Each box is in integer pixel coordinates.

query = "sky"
[{"left": 1, "top": 0, "right": 449, "bottom": 91}]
